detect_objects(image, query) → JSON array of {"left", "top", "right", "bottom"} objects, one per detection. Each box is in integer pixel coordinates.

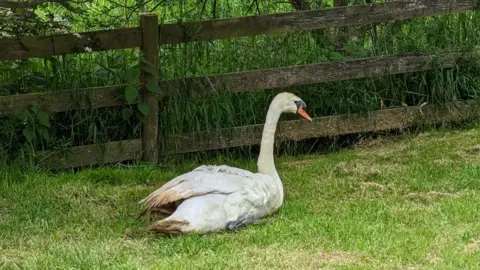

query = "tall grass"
[{"left": 0, "top": 0, "right": 479, "bottom": 167}]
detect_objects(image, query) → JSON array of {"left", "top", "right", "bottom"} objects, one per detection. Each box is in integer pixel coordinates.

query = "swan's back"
[{"left": 139, "top": 164, "right": 283, "bottom": 234}]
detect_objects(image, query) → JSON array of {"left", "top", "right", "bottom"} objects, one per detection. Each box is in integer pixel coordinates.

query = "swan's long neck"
[{"left": 257, "top": 102, "right": 281, "bottom": 177}]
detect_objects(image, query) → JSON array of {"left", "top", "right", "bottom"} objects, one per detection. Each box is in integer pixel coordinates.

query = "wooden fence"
[{"left": 0, "top": 0, "right": 479, "bottom": 169}]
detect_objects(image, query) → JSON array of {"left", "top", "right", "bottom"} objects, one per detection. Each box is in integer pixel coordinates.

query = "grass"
[{"left": 1, "top": 126, "right": 480, "bottom": 269}]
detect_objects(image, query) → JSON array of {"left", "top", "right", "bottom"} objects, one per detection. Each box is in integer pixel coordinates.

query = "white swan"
[{"left": 138, "top": 92, "right": 312, "bottom": 234}]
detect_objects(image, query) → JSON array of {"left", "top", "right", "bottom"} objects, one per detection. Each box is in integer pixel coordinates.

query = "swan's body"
[{"left": 138, "top": 92, "right": 311, "bottom": 234}]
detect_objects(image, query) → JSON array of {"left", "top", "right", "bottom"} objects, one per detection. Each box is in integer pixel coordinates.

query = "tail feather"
[
  {"left": 148, "top": 219, "right": 190, "bottom": 235},
  {"left": 137, "top": 201, "right": 181, "bottom": 220}
]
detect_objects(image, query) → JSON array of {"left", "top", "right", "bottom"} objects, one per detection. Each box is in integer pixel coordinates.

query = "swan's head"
[{"left": 273, "top": 92, "right": 312, "bottom": 121}]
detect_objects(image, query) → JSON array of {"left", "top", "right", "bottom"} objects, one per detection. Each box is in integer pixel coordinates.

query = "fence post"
[
  {"left": 333, "top": 0, "right": 348, "bottom": 49},
  {"left": 140, "top": 13, "right": 159, "bottom": 163}
]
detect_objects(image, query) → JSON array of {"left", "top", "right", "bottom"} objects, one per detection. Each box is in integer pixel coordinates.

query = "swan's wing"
[{"left": 138, "top": 165, "right": 268, "bottom": 217}]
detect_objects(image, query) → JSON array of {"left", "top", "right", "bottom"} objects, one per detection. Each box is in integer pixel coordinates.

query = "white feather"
[{"left": 139, "top": 92, "right": 309, "bottom": 234}]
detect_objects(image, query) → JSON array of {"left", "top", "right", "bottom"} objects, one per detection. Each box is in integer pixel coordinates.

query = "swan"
[{"left": 138, "top": 92, "right": 312, "bottom": 234}]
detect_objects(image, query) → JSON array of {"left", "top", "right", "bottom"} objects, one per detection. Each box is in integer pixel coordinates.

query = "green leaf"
[
  {"left": 16, "top": 110, "right": 31, "bottom": 121},
  {"left": 135, "top": 111, "right": 146, "bottom": 122},
  {"left": 126, "top": 69, "right": 138, "bottom": 82},
  {"left": 121, "top": 108, "right": 134, "bottom": 121},
  {"left": 23, "top": 128, "right": 34, "bottom": 143},
  {"left": 141, "top": 66, "right": 157, "bottom": 76},
  {"left": 146, "top": 80, "right": 162, "bottom": 94},
  {"left": 37, "top": 111, "right": 50, "bottom": 128},
  {"left": 356, "top": 49, "right": 369, "bottom": 58},
  {"left": 343, "top": 42, "right": 362, "bottom": 53},
  {"left": 30, "top": 100, "right": 39, "bottom": 113},
  {"left": 140, "top": 57, "right": 155, "bottom": 67},
  {"left": 329, "top": 52, "right": 344, "bottom": 61},
  {"left": 38, "top": 127, "right": 50, "bottom": 140},
  {"left": 124, "top": 85, "right": 138, "bottom": 104},
  {"left": 137, "top": 103, "right": 149, "bottom": 116}
]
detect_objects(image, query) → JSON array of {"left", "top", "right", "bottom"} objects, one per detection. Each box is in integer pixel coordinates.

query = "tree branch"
[{"left": 0, "top": 0, "right": 86, "bottom": 13}]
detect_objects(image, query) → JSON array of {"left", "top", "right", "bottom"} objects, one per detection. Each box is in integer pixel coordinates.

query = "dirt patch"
[
  {"left": 333, "top": 161, "right": 382, "bottom": 178},
  {"left": 356, "top": 141, "right": 409, "bottom": 159},
  {"left": 316, "top": 250, "right": 360, "bottom": 265},
  {"left": 466, "top": 145, "right": 480, "bottom": 154},
  {"left": 358, "top": 182, "right": 389, "bottom": 198},
  {"left": 329, "top": 161, "right": 405, "bottom": 199},
  {"left": 284, "top": 159, "right": 316, "bottom": 168},
  {"left": 243, "top": 245, "right": 364, "bottom": 268},
  {"left": 425, "top": 252, "right": 443, "bottom": 264},
  {"left": 0, "top": 249, "right": 40, "bottom": 269},
  {"left": 454, "top": 147, "right": 480, "bottom": 163},
  {"left": 330, "top": 161, "right": 406, "bottom": 184},
  {"left": 354, "top": 136, "right": 387, "bottom": 149},
  {"left": 406, "top": 191, "right": 461, "bottom": 203},
  {"left": 464, "top": 239, "right": 480, "bottom": 252},
  {"left": 433, "top": 158, "right": 454, "bottom": 167},
  {"left": 403, "top": 265, "right": 421, "bottom": 270}
]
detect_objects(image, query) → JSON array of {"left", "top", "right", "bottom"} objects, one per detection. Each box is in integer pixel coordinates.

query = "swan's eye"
[
  {"left": 294, "top": 100, "right": 312, "bottom": 121},
  {"left": 294, "top": 100, "right": 307, "bottom": 109}
]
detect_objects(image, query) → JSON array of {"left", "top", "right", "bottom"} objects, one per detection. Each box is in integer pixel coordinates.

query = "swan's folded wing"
[{"left": 139, "top": 165, "right": 267, "bottom": 216}]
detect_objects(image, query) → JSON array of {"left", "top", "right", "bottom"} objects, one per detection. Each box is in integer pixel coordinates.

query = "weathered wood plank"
[
  {"left": 158, "top": 0, "right": 475, "bottom": 45},
  {"left": 0, "top": 0, "right": 475, "bottom": 60},
  {"left": 161, "top": 49, "right": 479, "bottom": 97},
  {"left": 38, "top": 139, "right": 142, "bottom": 169},
  {"left": 140, "top": 13, "right": 160, "bottom": 163},
  {"left": 0, "top": 84, "right": 135, "bottom": 117},
  {"left": 0, "top": 27, "right": 142, "bottom": 61},
  {"left": 1, "top": 49, "right": 478, "bottom": 116},
  {"left": 166, "top": 100, "right": 480, "bottom": 154},
  {"left": 35, "top": 99, "right": 480, "bottom": 169},
  {"left": 0, "top": 28, "right": 141, "bottom": 61}
]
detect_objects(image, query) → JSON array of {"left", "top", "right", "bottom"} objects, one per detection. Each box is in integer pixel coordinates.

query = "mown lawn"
[{"left": 1, "top": 127, "right": 480, "bottom": 269}]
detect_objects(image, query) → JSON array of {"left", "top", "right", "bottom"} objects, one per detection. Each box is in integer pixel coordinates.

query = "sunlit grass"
[{"left": 1, "top": 127, "right": 480, "bottom": 269}]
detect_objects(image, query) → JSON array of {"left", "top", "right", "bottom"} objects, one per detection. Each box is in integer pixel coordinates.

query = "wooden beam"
[
  {"left": 0, "top": 0, "right": 476, "bottom": 60},
  {"left": 157, "top": 0, "right": 475, "bottom": 45},
  {"left": 1, "top": 49, "right": 478, "bottom": 117},
  {"left": 37, "top": 139, "right": 142, "bottom": 169},
  {"left": 161, "top": 49, "right": 479, "bottom": 97},
  {"left": 140, "top": 13, "right": 160, "bottom": 163},
  {"left": 35, "top": 100, "right": 480, "bottom": 169},
  {"left": 0, "top": 0, "right": 83, "bottom": 13},
  {"left": 0, "top": 28, "right": 141, "bottom": 61},
  {"left": 0, "top": 84, "right": 135, "bottom": 117},
  {"left": 166, "top": 100, "right": 480, "bottom": 154},
  {"left": 333, "top": 0, "right": 349, "bottom": 48}
]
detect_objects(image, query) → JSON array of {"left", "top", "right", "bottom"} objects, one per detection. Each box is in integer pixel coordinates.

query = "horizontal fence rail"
[
  {"left": 0, "top": 0, "right": 476, "bottom": 60},
  {"left": 2, "top": 48, "right": 479, "bottom": 117},
  {"left": 0, "top": 84, "right": 131, "bottom": 117},
  {"left": 166, "top": 100, "right": 480, "bottom": 154},
  {"left": 38, "top": 140, "right": 142, "bottom": 169},
  {"left": 38, "top": 100, "right": 480, "bottom": 169},
  {"left": 0, "top": 28, "right": 141, "bottom": 61},
  {"left": 157, "top": 0, "right": 477, "bottom": 45}
]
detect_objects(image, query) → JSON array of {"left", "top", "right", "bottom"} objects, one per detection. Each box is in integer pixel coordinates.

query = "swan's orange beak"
[{"left": 297, "top": 107, "right": 312, "bottom": 121}]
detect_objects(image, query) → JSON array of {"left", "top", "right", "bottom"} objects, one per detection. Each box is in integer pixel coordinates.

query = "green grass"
[{"left": 1, "top": 127, "right": 480, "bottom": 269}]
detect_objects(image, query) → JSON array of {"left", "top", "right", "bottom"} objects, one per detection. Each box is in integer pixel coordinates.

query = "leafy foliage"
[{"left": 124, "top": 85, "right": 138, "bottom": 104}]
